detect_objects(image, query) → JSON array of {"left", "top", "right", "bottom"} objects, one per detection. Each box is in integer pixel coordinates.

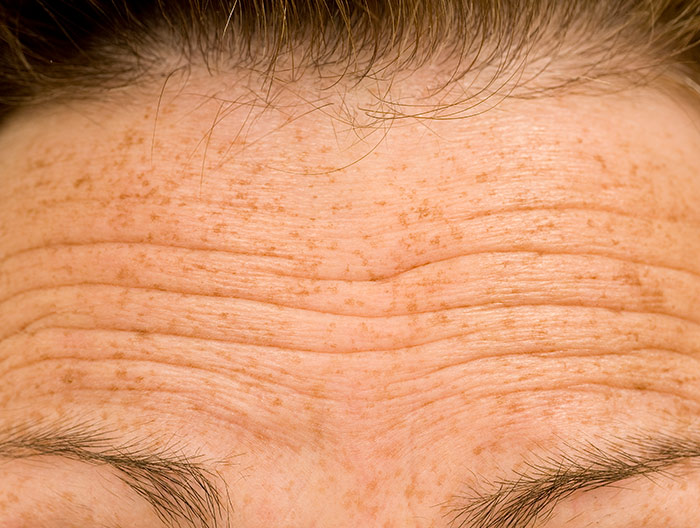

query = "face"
[{"left": 1, "top": 65, "right": 699, "bottom": 528}]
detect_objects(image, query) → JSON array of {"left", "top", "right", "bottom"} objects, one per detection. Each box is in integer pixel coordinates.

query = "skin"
[{"left": 0, "top": 63, "right": 699, "bottom": 527}]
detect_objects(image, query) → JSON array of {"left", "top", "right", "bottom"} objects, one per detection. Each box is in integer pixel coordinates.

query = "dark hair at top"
[{"left": 1, "top": 0, "right": 699, "bottom": 122}]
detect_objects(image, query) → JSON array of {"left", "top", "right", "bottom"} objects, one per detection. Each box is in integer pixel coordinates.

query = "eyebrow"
[
  {"left": 2, "top": 421, "right": 700, "bottom": 528},
  {"left": 440, "top": 429, "right": 700, "bottom": 528},
  {"left": 0, "top": 419, "right": 233, "bottom": 528}
]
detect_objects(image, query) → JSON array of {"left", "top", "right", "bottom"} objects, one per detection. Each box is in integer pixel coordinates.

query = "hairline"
[{"left": 1, "top": 1, "right": 699, "bottom": 122}]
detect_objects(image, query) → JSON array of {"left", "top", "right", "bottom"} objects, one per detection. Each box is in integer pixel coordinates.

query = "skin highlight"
[{"left": 0, "top": 63, "right": 699, "bottom": 527}]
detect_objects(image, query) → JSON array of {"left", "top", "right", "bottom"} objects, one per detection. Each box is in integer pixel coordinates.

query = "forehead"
[{"left": 0, "top": 73, "right": 699, "bottom": 521}]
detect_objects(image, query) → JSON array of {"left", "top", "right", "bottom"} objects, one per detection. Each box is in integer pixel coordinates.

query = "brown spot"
[
  {"left": 615, "top": 268, "right": 642, "bottom": 287},
  {"left": 593, "top": 154, "right": 607, "bottom": 170},
  {"left": 73, "top": 176, "right": 90, "bottom": 188},
  {"left": 416, "top": 206, "right": 431, "bottom": 219}
]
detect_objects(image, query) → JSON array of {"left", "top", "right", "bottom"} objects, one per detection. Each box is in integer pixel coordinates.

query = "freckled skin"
[{"left": 0, "top": 68, "right": 699, "bottom": 527}]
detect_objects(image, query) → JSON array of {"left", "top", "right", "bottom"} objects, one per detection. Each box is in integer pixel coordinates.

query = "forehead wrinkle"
[
  {"left": 0, "top": 65, "right": 699, "bottom": 526},
  {"left": 3, "top": 330, "right": 700, "bottom": 455}
]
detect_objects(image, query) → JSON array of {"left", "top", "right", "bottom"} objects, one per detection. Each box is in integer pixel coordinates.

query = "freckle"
[
  {"left": 61, "top": 371, "right": 74, "bottom": 384},
  {"left": 401, "top": 300, "right": 416, "bottom": 313},
  {"left": 73, "top": 176, "right": 90, "bottom": 188},
  {"left": 506, "top": 400, "right": 523, "bottom": 414},
  {"left": 115, "top": 368, "right": 127, "bottom": 379},
  {"left": 593, "top": 154, "right": 607, "bottom": 170}
]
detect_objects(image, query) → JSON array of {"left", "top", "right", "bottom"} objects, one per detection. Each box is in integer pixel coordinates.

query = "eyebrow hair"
[
  {"left": 3, "top": 420, "right": 700, "bottom": 528},
  {"left": 0, "top": 418, "right": 234, "bottom": 528},
  {"left": 441, "top": 428, "right": 700, "bottom": 528}
]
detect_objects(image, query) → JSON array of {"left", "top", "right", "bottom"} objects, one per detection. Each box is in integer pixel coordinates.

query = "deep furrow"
[{"left": 1, "top": 281, "right": 698, "bottom": 327}]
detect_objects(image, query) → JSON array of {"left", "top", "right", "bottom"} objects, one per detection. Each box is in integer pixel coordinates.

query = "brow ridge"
[
  {"left": 441, "top": 429, "right": 700, "bottom": 528},
  {"left": 0, "top": 418, "right": 234, "bottom": 528}
]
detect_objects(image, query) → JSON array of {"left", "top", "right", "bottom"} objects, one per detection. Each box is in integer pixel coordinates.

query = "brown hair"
[{"left": 1, "top": 0, "right": 699, "bottom": 121}]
